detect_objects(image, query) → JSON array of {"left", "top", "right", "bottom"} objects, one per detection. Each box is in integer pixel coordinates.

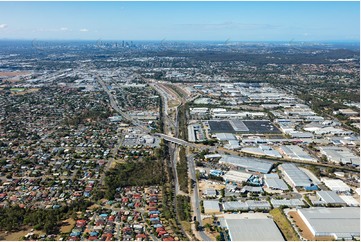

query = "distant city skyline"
[{"left": 0, "top": 1, "right": 359, "bottom": 41}]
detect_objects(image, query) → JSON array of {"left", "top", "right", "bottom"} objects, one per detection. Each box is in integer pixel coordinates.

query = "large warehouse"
[
  {"left": 222, "top": 170, "right": 251, "bottom": 183},
  {"left": 279, "top": 145, "right": 317, "bottom": 162},
  {"left": 321, "top": 178, "right": 351, "bottom": 193},
  {"left": 219, "top": 155, "right": 274, "bottom": 173},
  {"left": 279, "top": 163, "right": 313, "bottom": 188},
  {"left": 220, "top": 218, "right": 284, "bottom": 241},
  {"left": 203, "top": 200, "right": 221, "bottom": 214},
  {"left": 297, "top": 207, "right": 360, "bottom": 240},
  {"left": 208, "top": 120, "right": 281, "bottom": 134}
]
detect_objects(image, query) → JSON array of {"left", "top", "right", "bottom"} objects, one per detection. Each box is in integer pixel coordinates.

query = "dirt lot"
[
  {"left": 288, "top": 211, "right": 334, "bottom": 241},
  {"left": 0, "top": 227, "right": 44, "bottom": 241},
  {"left": 0, "top": 71, "right": 29, "bottom": 77},
  {"left": 60, "top": 218, "right": 76, "bottom": 234},
  {"left": 11, "top": 88, "right": 40, "bottom": 96},
  {"left": 199, "top": 180, "right": 225, "bottom": 194}
]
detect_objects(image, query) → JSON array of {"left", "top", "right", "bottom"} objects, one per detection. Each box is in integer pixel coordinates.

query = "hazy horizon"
[{"left": 0, "top": 1, "right": 359, "bottom": 42}]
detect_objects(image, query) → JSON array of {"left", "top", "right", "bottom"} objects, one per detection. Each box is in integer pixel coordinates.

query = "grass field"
[
  {"left": 270, "top": 208, "right": 300, "bottom": 241},
  {"left": 0, "top": 227, "right": 45, "bottom": 241},
  {"left": 60, "top": 218, "right": 76, "bottom": 234},
  {"left": 10, "top": 88, "right": 25, "bottom": 92},
  {"left": 10, "top": 88, "right": 39, "bottom": 95}
]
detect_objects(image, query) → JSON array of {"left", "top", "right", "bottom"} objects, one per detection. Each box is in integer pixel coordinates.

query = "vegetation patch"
[
  {"left": 270, "top": 208, "right": 300, "bottom": 241},
  {"left": 177, "top": 147, "right": 189, "bottom": 193}
]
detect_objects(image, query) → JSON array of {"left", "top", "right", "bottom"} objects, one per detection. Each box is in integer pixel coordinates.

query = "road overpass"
[{"left": 155, "top": 133, "right": 198, "bottom": 147}]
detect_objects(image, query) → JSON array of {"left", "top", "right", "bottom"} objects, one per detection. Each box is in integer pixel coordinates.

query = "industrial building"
[
  {"left": 215, "top": 133, "right": 237, "bottom": 141},
  {"left": 339, "top": 195, "right": 359, "bottom": 206},
  {"left": 242, "top": 145, "right": 282, "bottom": 158},
  {"left": 246, "top": 200, "right": 271, "bottom": 210},
  {"left": 208, "top": 120, "right": 281, "bottom": 134},
  {"left": 189, "top": 107, "right": 209, "bottom": 116},
  {"left": 222, "top": 200, "right": 271, "bottom": 212},
  {"left": 279, "top": 145, "right": 317, "bottom": 162},
  {"left": 204, "top": 188, "right": 217, "bottom": 197},
  {"left": 222, "top": 201, "right": 248, "bottom": 211},
  {"left": 337, "top": 108, "right": 359, "bottom": 116},
  {"left": 271, "top": 198, "right": 304, "bottom": 208},
  {"left": 187, "top": 123, "right": 206, "bottom": 142},
  {"left": 222, "top": 170, "right": 251, "bottom": 184},
  {"left": 265, "top": 178, "right": 289, "bottom": 191},
  {"left": 203, "top": 200, "right": 220, "bottom": 214},
  {"left": 279, "top": 163, "right": 313, "bottom": 189},
  {"left": 321, "top": 178, "right": 351, "bottom": 193},
  {"left": 319, "top": 146, "right": 359, "bottom": 165},
  {"left": 224, "top": 139, "right": 241, "bottom": 150},
  {"left": 297, "top": 207, "right": 360, "bottom": 240},
  {"left": 313, "top": 191, "right": 347, "bottom": 206},
  {"left": 219, "top": 155, "right": 274, "bottom": 173},
  {"left": 241, "top": 186, "right": 263, "bottom": 194},
  {"left": 220, "top": 218, "right": 284, "bottom": 241},
  {"left": 314, "top": 127, "right": 353, "bottom": 136}
]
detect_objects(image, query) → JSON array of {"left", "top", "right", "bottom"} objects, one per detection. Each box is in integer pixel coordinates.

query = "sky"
[{"left": 0, "top": 1, "right": 359, "bottom": 42}]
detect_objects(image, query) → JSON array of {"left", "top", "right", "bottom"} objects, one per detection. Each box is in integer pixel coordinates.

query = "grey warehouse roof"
[
  {"left": 245, "top": 200, "right": 271, "bottom": 210},
  {"left": 219, "top": 155, "right": 273, "bottom": 173},
  {"left": 222, "top": 201, "right": 248, "bottom": 211},
  {"left": 298, "top": 207, "right": 360, "bottom": 240},
  {"left": 271, "top": 198, "right": 304, "bottom": 208},
  {"left": 265, "top": 178, "right": 289, "bottom": 191},
  {"left": 280, "top": 163, "right": 312, "bottom": 187},
  {"left": 316, "top": 191, "right": 346, "bottom": 205},
  {"left": 221, "top": 219, "right": 284, "bottom": 241},
  {"left": 215, "top": 133, "right": 237, "bottom": 141},
  {"left": 203, "top": 200, "right": 220, "bottom": 211}
]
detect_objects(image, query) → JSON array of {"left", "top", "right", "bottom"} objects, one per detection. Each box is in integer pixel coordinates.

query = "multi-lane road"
[{"left": 187, "top": 153, "right": 212, "bottom": 241}]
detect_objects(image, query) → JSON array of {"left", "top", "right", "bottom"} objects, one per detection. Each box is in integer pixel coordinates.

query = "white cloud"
[
  {"left": 0, "top": 24, "right": 8, "bottom": 29},
  {"left": 60, "top": 27, "right": 68, "bottom": 31},
  {"left": 80, "top": 28, "right": 89, "bottom": 32}
]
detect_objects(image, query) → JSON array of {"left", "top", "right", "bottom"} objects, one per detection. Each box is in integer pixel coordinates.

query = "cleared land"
[
  {"left": 270, "top": 208, "right": 300, "bottom": 241},
  {"left": 0, "top": 71, "right": 29, "bottom": 77},
  {"left": 0, "top": 227, "right": 44, "bottom": 241},
  {"left": 10, "top": 88, "right": 40, "bottom": 96},
  {"left": 60, "top": 218, "right": 76, "bottom": 234}
]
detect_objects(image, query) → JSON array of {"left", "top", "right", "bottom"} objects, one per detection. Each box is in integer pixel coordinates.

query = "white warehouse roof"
[
  {"left": 220, "top": 155, "right": 274, "bottom": 174},
  {"left": 297, "top": 207, "right": 360, "bottom": 240},
  {"left": 220, "top": 218, "right": 284, "bottom": 241},
  {"left": 316, "top": 191, "right": 346, "bottom": 205},
  {"left": 280, "top": 145, "right": 317, "bottom": 162},
  {"left": 265, "top": 178, "right": 289, "bottom": 191},
  {"left": 271, "top": 198, "right": 304, "bottom": 208},
  {"left": 222, "top": 170, "right": 251, "bottom": 183},
  {"left": 279, "top": 163, "right": 313, "bottom": 187},
  {"left": 339, "top": 195, "right": 359, "bottom": 207},
  {"left": 321, "top": 178, "right": 351, "bottom": 193}
]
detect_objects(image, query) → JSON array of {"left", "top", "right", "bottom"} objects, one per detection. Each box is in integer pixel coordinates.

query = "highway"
[
  {"left": 96, "top": 75, "right": 149, "bottom": 133},
  {"left": 155, "top": 133, "right": 194, "bottom": 147},
  {"left": 187, "top": 153, "right": 211, "bottom": 241}
]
